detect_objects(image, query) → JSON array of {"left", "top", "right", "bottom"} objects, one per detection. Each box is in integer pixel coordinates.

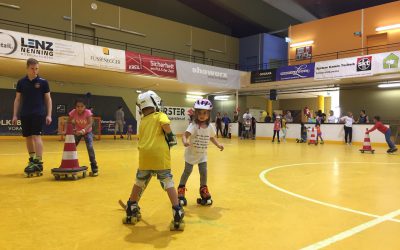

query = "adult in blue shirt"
[
  {"left": 222, "top": 113, "right": 231, "bottom": 138},
  {"left": 12, "top": 58, "right": 52, "bottom": 177}
]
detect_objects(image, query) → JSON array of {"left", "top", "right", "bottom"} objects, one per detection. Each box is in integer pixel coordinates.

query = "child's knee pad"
[
  {"left": 135, "top": 175, "right": 151, "bottom": 189},
  {"left": 160, "top": 177, "right": 175, "bottom": 190}
]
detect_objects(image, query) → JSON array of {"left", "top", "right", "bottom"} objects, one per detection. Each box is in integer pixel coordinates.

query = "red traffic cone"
[
  {"left": 51, "top": 122, "right": 88, "bottom": 180},
  {"left": 360, "top": 129, "right": 375, "bottom": 154},
  {"left": 308, "top": 127, "right": 317, "bottom": 145}
]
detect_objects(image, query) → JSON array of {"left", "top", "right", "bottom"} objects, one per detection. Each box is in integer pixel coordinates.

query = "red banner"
[{"left": 125, "top": 51, "right": 177, "bottom": 78}]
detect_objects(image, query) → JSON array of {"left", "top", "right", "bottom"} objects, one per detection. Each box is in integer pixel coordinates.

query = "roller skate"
[
  {"left": 177, "top": 185, "right": 187, "bottom": 206},
  {"left": 197, "top": 185, "right": 213, "bottom": 206},
  {"left": 170, "top": 205, "right": 185, "bottom": 231},
  {"left": 89, "top": 163, "right": 98, "bottom": 177},
  {"left": 122, "top": 200, "right": 141, "bottom": 224},
  {"left": 24, "top": 158, "right": 43, "bottom": 178},
  {"left": 387, "top": 148, "right": 398, "bottom": 154}
]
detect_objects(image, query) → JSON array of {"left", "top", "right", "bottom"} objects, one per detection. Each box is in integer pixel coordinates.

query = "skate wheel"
[
  {"left": 72, "top": 175, "right": 78, "bottom": 180},
  {"left": 27, "top": 173, "right": 33, "bottom": 178},
  {"left": 207, "top": 199, "right": 213, "bottom": 205},
  {"left": 170, "top": 221, "right": 185, "bottom": 231},
  {"left": 361, "top": 150, "right": 364, "bottom": 153},
  {"left": 64, "top": 174, "right": 68, "bottom": 179},
  {"left": 54, "top": 175, "right": 60, "bottom": 180},
  {"left": 123, "top": 216, "right": 137, "bottom": 225},
  {"left": 197, "top": 198, "right": 202, "bottom": 204},
  {"left": 372, "top": 151, "right": 375, "bottom": 154},
  {"left": 82, "top": 171, "right": 86, "bottom": 178}
]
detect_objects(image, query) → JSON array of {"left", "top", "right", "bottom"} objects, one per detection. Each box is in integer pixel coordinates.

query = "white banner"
[
  {"left": 84, "top": 44, "right": 125, "bottom": 71},
  {"left": 0, "top": 29, "right": 84, "bottom": 66},
  {"left": 372, "top": 51, "right": 400, "bottom": 75},
  {"left": 314, "top": 56, "right": 373, "bottom": 80},
  {"left": 135, "top": 106, "right": 192, "bottom": 135},
  {"left": 176, "top": 60, "right": 241, "bottom": 89}
]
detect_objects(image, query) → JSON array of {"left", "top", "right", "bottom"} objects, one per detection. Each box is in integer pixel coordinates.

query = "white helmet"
[
  {"left": 136, "top": 90, "right": 162, "bottom": 111},
  {"left": 194, "top": 99, "right": 213, "bottom": 110}
]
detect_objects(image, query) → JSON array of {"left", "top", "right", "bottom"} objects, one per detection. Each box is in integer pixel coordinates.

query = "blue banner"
[{"left": 276, "top": 63, "right": 315, "bottom": 81}]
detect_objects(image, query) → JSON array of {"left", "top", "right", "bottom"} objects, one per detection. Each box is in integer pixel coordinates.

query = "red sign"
[{"left": 125, "top": 51, "right": 177, "bottom": 78}]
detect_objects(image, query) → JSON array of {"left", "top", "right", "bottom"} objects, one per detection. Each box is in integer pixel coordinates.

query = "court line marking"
[
  {"left": 259, "top": 162, "right": 400, "bottom": 223},
  {"left": 0, "top": 148, "right": 134, "bottom": 156},
  {"left": 300, "top": 209, "right": 400, "bottom": 250}
]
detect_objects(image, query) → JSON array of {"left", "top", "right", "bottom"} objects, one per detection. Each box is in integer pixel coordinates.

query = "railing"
[
  {"left": 0, "top": 18, "right": 239, "bottom": 69},
  {"left": 241, "top": 41, "right": 400, "bottom": 71},
  {"left": 2, "top": 18, "right": 400, "bottom": 72}
]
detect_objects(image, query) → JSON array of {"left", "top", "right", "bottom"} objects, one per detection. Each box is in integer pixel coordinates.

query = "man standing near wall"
[
  {"left": 12, "top": 58, "right": 52, "bottom": 177},
  {"left": 114, "top": 106, "right": 125, "bottom": 139}
]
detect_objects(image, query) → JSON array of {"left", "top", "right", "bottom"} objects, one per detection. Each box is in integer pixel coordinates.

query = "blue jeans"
[
  {"left": 75, "top": 132, "right": 97, "bottom": 170},
  {"left": 385, "top": 129, "right": 396, "bottom": 149}
]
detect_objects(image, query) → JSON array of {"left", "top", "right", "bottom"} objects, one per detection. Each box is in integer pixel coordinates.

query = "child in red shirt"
[
  {"left": 367, "top": 116, "right": 397, "bottom": 153},
  {"left": 272, "top": 116, "right": 281, "bottom": 143}
]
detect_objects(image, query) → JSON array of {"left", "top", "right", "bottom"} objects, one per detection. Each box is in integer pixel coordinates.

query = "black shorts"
[{"left": 20, "top": 115, "right": 45, "bottom": 137}]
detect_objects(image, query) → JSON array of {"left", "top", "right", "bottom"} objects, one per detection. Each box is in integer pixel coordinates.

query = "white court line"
[
  {"left": 259, "top": 162, "right": 400, "bottom": 223},
  {"left": 0, "top": 148, "right": 134, "bottom": 156},
  {"left": 301, "top": 209, "right": 400, "bottom": 250}
]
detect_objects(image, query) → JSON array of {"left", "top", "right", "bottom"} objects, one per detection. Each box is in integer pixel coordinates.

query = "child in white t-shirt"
[{"left": 177, "top": 99, "right": 224, "bottom": 206}]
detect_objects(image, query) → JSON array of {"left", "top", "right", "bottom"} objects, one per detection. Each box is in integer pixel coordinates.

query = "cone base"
[{"left": 51, "top": 166, "right": 88, "bottom": 173}]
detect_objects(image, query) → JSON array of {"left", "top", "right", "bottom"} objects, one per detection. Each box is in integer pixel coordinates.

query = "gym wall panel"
[
  {"left": 73, "top": 0, "right": 119, "bottom": 30},
  {"left": 279, "top": 98, "right": 318, "bottom": 113},
  {"left": 340, "top": 87, "right": 400, "bottom": 121},
  {"left": 289, "top": 10, "right": 362, "bottom": 63},
  {"left": 120, "top": 8, "right": 191, "bottom": 57},
  {"left": 364, "top": 1, "right": 400, "bottom": 52},
  {"left": 0, "top": 0, "right": 71, "bottom": 33}
]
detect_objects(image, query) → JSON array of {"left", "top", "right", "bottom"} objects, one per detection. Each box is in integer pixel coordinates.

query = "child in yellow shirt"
[{"left": 122, "top": 90, "right": 184, "bottom": 231}]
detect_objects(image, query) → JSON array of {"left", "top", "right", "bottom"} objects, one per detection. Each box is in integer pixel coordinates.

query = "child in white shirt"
[{"left": 177, "top": 99, "right": 224, "bottom": 206}]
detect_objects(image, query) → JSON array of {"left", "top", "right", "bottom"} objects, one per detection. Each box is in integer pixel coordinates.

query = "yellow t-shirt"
[{"left": 138, "top": 112, "right": 171, "bottom": 170}]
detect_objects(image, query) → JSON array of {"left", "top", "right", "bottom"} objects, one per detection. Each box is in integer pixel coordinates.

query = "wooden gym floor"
[{"left": 0, "top": 137, "right": 400, "bottom": 250}]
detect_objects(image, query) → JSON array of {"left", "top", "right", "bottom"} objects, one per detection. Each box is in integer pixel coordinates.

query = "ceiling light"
[
  {"left": 186, "top": 94, "right": 203, "bottom": 100},
  {"left": 378, "top": 83, "right": 400, "bottom": 88},
  {"left": 214, "top": 95, "right": 229, "bottom": 101},
  {"left": 285, "top": 37, "right": 291, "bottom": 43},
  {"left": 188, "top": 92, "right": 205, "bottom": 96},
  {"left": 376, "top": 24, "right": 400, "bottom": 32},
  {"left": 290, "top": 40, "right": 314, "bottom": 48},
  {"left": 136, "top": 90, "right": 142, "bottom": 93}
]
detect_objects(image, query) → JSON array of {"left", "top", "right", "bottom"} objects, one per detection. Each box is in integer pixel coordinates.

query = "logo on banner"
[
  {"left": 383, "top": 53, "right": 399, "bottom": 69},
  {"left": 357, "top": 56, "right": 372, "bottom": 71},
  {"left": 20, "top": 37, "right": 54, "bottom": 58},
  {"left": 89, "top": 47, "right": 121, "bottom": 65},
  {"left": 192, "top": 67, "right": 228, "bottom": 80},
  {"left": 0, "top": 32, "right": 17, "bottom": 55}
]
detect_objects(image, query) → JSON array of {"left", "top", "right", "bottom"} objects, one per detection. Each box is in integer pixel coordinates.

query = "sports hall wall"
[
  {"left": 340, "top": 87, "right": 400, "bottom": 121},
  {"left": 289, "top": 1, "right": 400, "bottom": 62},
  {"left": 0, "top": 0, "right": 238, "bottom": 65}
]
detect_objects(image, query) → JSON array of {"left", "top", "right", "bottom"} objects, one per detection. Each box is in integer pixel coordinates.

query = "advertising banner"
[
  {"left": 176, "top": 60, "right": 241, "bottom": 89},
  {"left": 251, "top": 69, "right": 276, "bottom": 83},
  {"left": 125, "top": 51, "right": 176, "bottom": 78},
  {"left": 372, "top": 51, "right": 400, "bottom": 75},
  {"left": 276, "top": 63, "right": 315, "bottom": 81},
  {"left": 84, "top": 44, "right": 125, "bottom": 71},
  {"left": 315, "top": 56, "right": 373, "bottom": 80},
  {"left": 0, "top": 28, "right": 84, "bottom": 66}
]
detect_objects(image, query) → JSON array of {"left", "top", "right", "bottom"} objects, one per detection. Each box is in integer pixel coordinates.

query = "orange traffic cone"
[
  {"left": 308, "top": 127, "right": 317, "bottom": 145},
  {"left": 51, "top": 122, "right": 88, "bottom": 180},
  {"left": 360, "top": 129, "right": 375, "bottom": 154}
]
